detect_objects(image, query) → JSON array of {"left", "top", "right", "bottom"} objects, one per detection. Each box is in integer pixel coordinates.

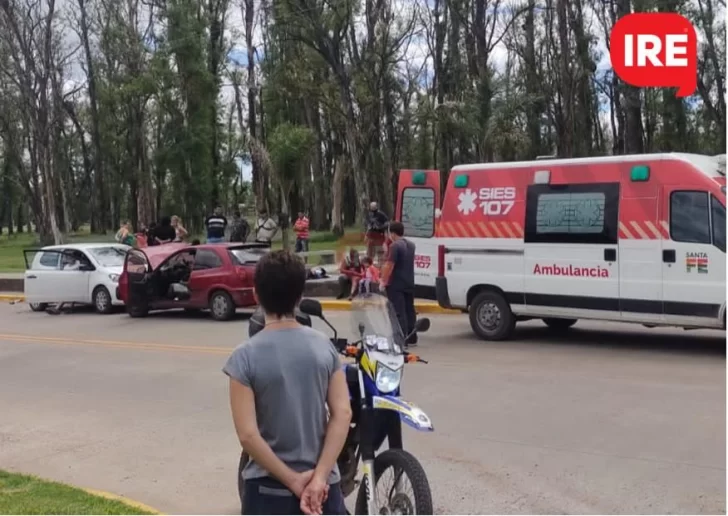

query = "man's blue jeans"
[
  {"left": 295, "top": 238, "right": 309, "bottom": 253},
  {"left": 207, "top": 236, "right": 224, "bottom": 243}
]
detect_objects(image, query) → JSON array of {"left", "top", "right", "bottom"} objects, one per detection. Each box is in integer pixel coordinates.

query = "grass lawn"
[
  {"left": 0, "top": 226, "right": 366, "bottom": 272},
  {"left": 0, "top": 231, "right": 115, "bottom": 272},
  {"left": 0, "top": 470, "right": 155, "bottom": 515}
]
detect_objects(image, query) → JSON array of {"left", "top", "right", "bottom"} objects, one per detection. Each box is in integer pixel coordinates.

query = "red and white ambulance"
[{"left": 395, "top": 153, "right": 726, "bottom": 340}]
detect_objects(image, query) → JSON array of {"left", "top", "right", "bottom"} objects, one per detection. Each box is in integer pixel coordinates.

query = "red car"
[{"left": 117, "top": 242, "right": 268, "bottom": 321}]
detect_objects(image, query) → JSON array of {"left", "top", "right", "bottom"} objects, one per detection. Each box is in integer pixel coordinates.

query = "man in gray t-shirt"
[
  {"left": 223, "top": 250, "right": 351, "bottom": 515},
  {"left": 224, "top": 326, "right": 341, "bottom": 483}
]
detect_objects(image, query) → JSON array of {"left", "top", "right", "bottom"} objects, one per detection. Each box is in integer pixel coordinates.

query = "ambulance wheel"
[
  {"left": 469, "top": 290, "right": 516, "bottom": 341},
  {"left": 543, "top": 318, "right": 577, "bottom": 331}
]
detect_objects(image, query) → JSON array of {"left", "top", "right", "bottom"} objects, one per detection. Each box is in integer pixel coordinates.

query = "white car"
[{"left": 23, "top": 243, "right": 132, "bottom": 314}]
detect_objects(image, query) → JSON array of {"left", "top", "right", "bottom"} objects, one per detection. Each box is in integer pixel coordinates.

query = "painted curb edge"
[
  {"left": 318, "top": 299, "right": 459, "bottom": 314},
  {"left": 83, "top": 488, "right": 163, "bottom": 514},
  {"left": 0, "top": 295, "right": 460, "bottom": 314}
]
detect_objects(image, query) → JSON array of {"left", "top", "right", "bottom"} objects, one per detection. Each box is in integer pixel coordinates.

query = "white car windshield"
[{"left": 89, "top": 247, "right": 127, "bottom": 267}]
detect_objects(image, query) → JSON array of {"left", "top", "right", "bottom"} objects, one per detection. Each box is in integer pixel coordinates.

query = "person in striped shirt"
[{"left": 294, "top": 211, "right": 310, "bottom": 253}]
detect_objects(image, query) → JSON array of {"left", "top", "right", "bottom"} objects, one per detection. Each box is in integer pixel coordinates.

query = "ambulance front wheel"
[
  {"left": 542, "top": 318, "right": 577, "bottom": 331},
  {"left": 469, "top": 290, "right": 516, "bottom": 341}
]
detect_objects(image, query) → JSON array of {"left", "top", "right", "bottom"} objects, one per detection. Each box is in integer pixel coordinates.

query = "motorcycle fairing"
[{"left": 372, "top": 395, "right": 434, "bottom": 432}]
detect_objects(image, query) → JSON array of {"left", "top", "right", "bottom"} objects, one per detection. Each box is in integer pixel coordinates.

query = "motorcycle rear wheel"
[{"left": 354, "top": 449, "right": 432, "bottom": 515}]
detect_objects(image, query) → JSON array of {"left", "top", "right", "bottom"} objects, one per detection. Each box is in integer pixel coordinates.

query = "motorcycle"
[{"left": 238, "top": 295, "right": 435, "bottom": 515}]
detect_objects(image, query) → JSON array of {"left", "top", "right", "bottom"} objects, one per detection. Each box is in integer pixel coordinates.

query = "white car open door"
[{"left": 23, "top": 249, "right": 92, "bottom": 304}]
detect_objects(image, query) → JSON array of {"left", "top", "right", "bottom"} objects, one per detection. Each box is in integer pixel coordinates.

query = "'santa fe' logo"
[
  {"left": 609, "top": 13, "right": 697, "bottom": 97},
  {"left": 534, "top": 264, "right": 610, "bottom": 278}
]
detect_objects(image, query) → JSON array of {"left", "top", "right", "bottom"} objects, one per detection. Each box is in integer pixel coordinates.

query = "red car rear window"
[{"left": 229, "top": 248, "right": 268, "bottom": 265}]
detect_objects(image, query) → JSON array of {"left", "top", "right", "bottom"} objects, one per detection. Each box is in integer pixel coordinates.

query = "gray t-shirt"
[{"left": 223, "top": 326, "right": 342, "bottom": 484}]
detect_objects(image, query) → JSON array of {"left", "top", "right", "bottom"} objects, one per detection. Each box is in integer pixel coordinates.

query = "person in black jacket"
[
  {"left": 364, "top": 202, "right": 389, "bottom": 262},
  {"left": 230, "top": 211, "right": 250, "bottom": 242},
  {"left": 155, "top": 216, "right": 176, "bottom": 244}
]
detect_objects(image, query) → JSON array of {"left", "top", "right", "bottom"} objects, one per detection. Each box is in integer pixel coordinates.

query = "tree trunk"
[
  {"left": 331, "top": 150, "right": 345, "bottom": 236},
  {"left": 556, "top": 0, "right": 574, "bottom": 157},
  {"left": 78, "top": 0, "right": 106, "bottom": 232},
  {"left": 243, "top": 0, "right": 262, "bottom": 207},
  {"left": 616, "top": 0, "right": 644, "bottom": 154}
]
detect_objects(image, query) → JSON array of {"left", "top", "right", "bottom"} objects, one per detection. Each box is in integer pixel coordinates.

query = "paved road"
[{"left": 0, "top": 303, "right": 724, "bottom": 514}]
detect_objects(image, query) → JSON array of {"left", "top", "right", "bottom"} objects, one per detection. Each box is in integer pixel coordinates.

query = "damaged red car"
[{"left": 117, "top": 242, "right": 268, "bottom": 321}]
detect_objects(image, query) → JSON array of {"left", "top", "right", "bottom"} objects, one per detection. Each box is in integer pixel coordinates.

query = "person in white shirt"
[
  {"left": 48, "top": 252, "right": 86, "bottom": 314},
  {"left": 255, "top": 209, "right": 278, "bottom": 246}
]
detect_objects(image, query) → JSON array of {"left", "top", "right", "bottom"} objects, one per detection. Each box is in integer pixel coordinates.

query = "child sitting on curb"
[{"left": 357, "top": 257, "right": 380, "bottom": 297}]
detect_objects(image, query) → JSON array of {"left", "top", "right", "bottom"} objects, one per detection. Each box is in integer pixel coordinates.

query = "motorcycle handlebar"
[{"left": 328, "top": 336, "right": 428, "bottom": 363}]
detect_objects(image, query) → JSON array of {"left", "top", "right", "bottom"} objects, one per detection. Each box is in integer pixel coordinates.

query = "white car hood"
[{"left": 105, "top": 265, "right": 124, "bottom": 275}]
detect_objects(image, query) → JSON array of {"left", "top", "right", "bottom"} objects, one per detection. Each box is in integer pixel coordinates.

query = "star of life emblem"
[{"left": 457, "top": 189, "right": 478, "bottom": 215}]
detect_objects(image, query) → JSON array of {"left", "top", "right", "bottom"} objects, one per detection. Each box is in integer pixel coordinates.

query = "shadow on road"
[
  {"left": 483, "top": 324, "right": 726, "bottom": 357},
  {"left": 36, "top": 305, "right": 255, "bottom": 322},
  {"left": 437, "top": 321, "right": 726, "bottom": 358}
]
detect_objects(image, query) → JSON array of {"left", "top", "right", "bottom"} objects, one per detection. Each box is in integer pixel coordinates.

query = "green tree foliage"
[{"left": 0, "top": 0, "right": 724, "bottom": 240}]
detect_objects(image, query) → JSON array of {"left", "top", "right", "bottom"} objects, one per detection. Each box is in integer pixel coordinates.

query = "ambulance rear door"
[
  {"left": 396, "top": 169, "right": 441, "bottom": 300},
  {"left": 523, "top": 179, "right": 621, "bottom": 317}
]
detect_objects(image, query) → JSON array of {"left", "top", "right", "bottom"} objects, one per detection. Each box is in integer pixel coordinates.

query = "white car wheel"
[{"left": 93, "top": 286, "right": 113, "bottom": 314}]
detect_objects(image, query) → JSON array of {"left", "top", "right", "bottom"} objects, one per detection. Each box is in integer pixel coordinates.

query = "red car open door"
[{"left": 124, "top": 249, "right": 153, "bottom": 317}]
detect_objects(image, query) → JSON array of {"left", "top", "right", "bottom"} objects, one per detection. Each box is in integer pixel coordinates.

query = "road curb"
[
  {"left": 82, "top": 488, "right": 162, "bottom": 514},
  {"left": 0, "top": 294, "right": 23, "bottom": 302},
  {"left": 319, "top": 299, "right": 459, "bottom": 314}
]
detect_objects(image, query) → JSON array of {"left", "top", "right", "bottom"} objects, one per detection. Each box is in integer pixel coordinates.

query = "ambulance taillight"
[{"left": 437, "top": 245, "right": 446, "bottom": 277}]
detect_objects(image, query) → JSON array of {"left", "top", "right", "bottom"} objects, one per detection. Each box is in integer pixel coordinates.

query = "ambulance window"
[
  {"left": 670, "top": 191, "right": 711, "bottom": 244},
  {"left": 536, "top": 192, "right": 605, "bottom": 234},
  {"left": 524, "top": 183, "right": 619, "bottom": 244},
  {"left": 400, "top": 187, "right": 435, "bottom": 238},
  {"left": 711, "top": 196, "right": 725, "bottom": 252}
]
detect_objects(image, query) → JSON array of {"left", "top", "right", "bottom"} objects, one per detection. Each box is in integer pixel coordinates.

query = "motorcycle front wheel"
[{"left": 354, "top": 449, "right": 433, "bottom": 515}]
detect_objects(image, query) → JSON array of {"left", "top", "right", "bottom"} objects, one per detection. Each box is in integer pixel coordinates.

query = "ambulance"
[{"left": 395, "top": 153, "right": 726, "bottom": 340}]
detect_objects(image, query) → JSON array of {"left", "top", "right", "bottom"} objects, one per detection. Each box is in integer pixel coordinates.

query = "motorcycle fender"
[{"left": 372, "top": 395, "right": 434, "bottom": 432}]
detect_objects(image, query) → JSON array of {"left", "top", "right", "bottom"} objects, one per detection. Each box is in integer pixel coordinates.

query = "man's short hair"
[
  {"left": 234, "top": 211, "right": 241, "bottom": 218},
  {"left": 254, "top": 250, "right": 306, "bottom": 317},
  {"left": 389, "top": 221, "right": 405, "bottom": 237}
]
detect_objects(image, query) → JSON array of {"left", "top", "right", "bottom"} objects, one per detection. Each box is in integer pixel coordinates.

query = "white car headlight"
[
  {"left": 108, "top": 273, "right": 120, "bottom": 283},
  {"left": 375, "top": 363, "right": 402, "bottom": 393}
]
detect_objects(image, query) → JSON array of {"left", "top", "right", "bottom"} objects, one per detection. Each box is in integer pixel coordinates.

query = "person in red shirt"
[{"left": 294, "top": 211, "right": 310, "bottom": 253}]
